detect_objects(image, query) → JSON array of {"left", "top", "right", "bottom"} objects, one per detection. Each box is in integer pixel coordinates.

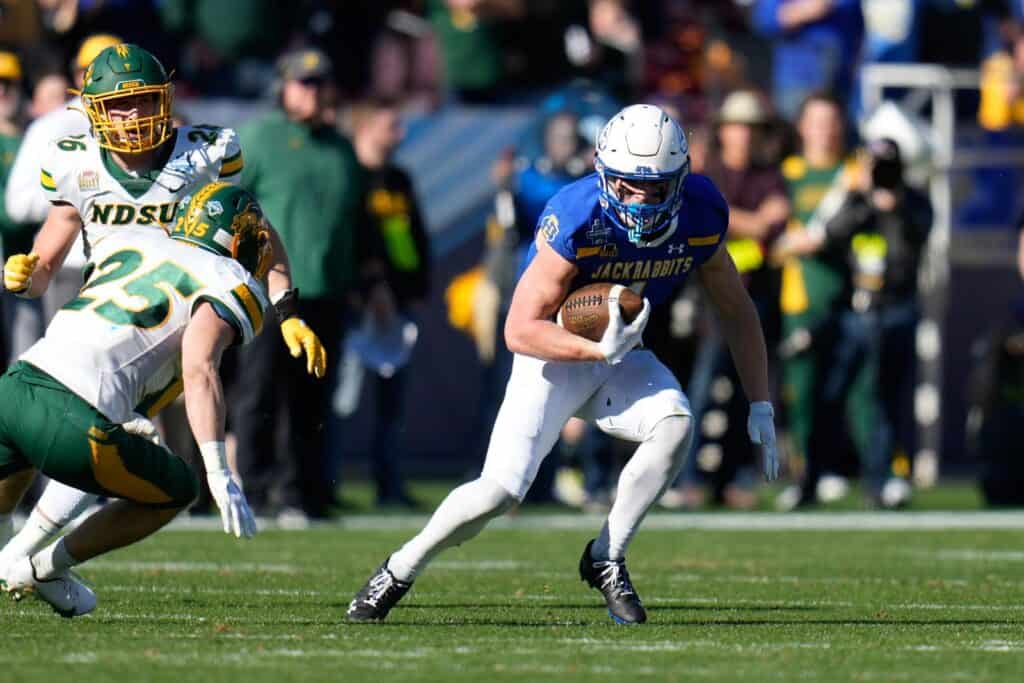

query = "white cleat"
[{"left": 1, "top": 557, "right": 96, "bottom": 617}]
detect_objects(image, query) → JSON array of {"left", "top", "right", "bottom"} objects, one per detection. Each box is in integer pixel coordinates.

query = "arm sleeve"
[{"left": 5, "top": 121, "right": 57, "bottom": 224}]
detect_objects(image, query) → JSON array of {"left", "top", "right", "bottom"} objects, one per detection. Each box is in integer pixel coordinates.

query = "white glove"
[
  {"left": 122, "top": 413, "right": 168, "bottom": 450},
  {"left": 747, "top": 401, "right": 780, "bottom": 481},
  {"left": 200, "top": 441, "right": 257, "bottom": 539},
  {"left": 597, "top": 285, "right": 650, "bottom": 365}
]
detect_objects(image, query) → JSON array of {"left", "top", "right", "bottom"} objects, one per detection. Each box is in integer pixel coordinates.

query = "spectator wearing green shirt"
[{"left": 232, "top": 48, "right": 367, "bottom": 522}]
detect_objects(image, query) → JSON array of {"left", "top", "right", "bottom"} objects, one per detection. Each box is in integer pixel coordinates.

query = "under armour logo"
[{"left": 667, "top": 244, "right": 686, "bottom": 255}]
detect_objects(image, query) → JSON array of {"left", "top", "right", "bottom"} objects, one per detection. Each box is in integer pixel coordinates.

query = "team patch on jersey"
[
  {"left": 540, "top": 214, "right": 559, "bottom": 242},
  {"left": 78, "top": 170, "right": 100, "bottom": 191},
  {"left": 585, "top": 219, "right": 611, "bottom": 245}
]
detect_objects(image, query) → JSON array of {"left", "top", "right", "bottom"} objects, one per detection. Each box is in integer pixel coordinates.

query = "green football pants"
[{"left": 0, "top": 362, "right": 198, "bottom": 509}]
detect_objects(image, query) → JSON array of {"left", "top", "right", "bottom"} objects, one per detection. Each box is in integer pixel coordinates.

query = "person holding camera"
[{"left": 774, "top": 137, "right": 932, "bottom": 506}]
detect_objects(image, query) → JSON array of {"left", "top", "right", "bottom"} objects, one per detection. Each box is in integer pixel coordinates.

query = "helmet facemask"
[
  {"left": 83, "top": 83, "right": 174, "bottom": 154},
  {"left": 596, "top": 158, "right": 688, "bottom": 244}
]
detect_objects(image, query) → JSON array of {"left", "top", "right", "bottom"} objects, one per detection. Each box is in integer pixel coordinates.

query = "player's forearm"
[
  {"left": 505, "top": 319, "right": 604, "bottom": 362},
  {"left": 719, "top": 296, "right": 771, "bottom": 403},
  {"left": 182, "top": 363, "right": 226, "bottom": 444},
  {"left": 264, "top": 226, "right": 293, "bottom": 299}
]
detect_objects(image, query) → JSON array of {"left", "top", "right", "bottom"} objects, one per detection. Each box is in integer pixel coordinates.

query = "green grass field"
[{"left": 4, "top": 481, "right": 1024, "bottom": 682}]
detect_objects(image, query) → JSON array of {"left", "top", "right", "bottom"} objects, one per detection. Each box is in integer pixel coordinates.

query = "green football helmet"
[
  {"left": 170, "top": 182, "right": 273, "bottom": 279},
  {"left": 80, "top": 43, "right": 173, "bottom": 153}
]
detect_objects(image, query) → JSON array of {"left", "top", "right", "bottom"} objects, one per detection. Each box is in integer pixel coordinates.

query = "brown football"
[{"left": 558, "top": 282, "right": 643, "bottom": 342}]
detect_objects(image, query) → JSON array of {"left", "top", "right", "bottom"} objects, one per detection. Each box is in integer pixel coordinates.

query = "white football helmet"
[{"left": 595, "top": 104, "right": 690, "bottom": 244}]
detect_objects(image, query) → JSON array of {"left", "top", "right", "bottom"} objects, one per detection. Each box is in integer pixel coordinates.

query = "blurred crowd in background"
[{"left": 3, "top": 0, "right": 1024, "bottom": 523}]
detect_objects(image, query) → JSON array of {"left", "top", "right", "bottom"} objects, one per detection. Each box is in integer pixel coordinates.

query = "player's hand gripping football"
[
  {"left": 3, "top": 252, "right": 39, "bottom": 294},
  {"left": 200, "top": 442, "right": 257, "bottom": 539},
  {"left": 280, "top": 317, "right": 327, "bottom": 378},
  {"left": 597, "top": 284, "right": 650, "bottom": 365},
  {"left": 747, "top": 401, "right": 780, "bottom": 481}
]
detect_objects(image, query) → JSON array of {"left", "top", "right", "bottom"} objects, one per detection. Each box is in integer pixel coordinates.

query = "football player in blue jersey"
[{"left": 348, "top": 104, "right": 779, "bottom": 625}]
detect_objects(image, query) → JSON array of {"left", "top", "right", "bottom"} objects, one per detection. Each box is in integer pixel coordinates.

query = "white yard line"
[
  {"left": 84, "top": 560, "right": 301, "bottom": 573},
  {"left": 12, "top": 510, "right": 1024, "bottom": 533}
]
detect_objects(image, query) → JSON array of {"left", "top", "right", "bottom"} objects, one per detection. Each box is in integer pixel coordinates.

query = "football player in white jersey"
[
  {"left": 0, "top": 45, "right": 326, "bottom": 574},
  {"left": 0, "top": 183, "right": 276, "bottom": 616}
]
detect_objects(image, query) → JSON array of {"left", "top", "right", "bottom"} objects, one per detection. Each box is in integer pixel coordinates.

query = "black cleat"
[
  {"left": 347, "top": 559, "right": 412, "bottom": 622},
  {"left": 578, "top": 539, "right": 647, "bottom": 624}
]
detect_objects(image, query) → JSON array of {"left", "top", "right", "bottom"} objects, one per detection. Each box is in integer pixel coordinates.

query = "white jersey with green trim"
[
  {"left": 39, "top": 124, "right": 244, "bottom": 261},
  {"left": 21, "top": 229, "right": 268, "bottom": 423}
]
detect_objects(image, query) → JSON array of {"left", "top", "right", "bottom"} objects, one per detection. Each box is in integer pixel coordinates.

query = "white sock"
[
  {"left": 1, "top": 482, "right": 98, "bottom": 561},
  {"left": 388, "top": 477, "right": 517, "bottom": 582},
  {"left": 593, "top": 415, "right": 692, "bottom": 562},
  {"left": 31, "top": 537, "right": 79, "bottom": 580}
]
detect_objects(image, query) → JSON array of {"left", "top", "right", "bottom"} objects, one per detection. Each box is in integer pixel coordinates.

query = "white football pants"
[
  {"left": 482, "top": 349, "right": 691, "bottom": 499},
  {"left": 387, "top": 349, "right": 692, "bottom": 581}
]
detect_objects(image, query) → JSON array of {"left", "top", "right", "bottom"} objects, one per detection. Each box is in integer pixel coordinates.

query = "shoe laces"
[
  {"left": 593, "top": 559, "right": 636, "bottom": 599},
  {"left": 363, "top": 568, "right": 403, "bottom": 607}
]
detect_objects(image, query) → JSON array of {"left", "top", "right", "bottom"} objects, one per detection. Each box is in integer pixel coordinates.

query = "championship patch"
[
  {"left": 540, "top": 214, "right": 559, "bottom": 242},
  {"left": 78, "top": 170, "right": 99, "bottom": 191},
  {"left": 586, "top": 218, "right": 610, "bottom": 245}
]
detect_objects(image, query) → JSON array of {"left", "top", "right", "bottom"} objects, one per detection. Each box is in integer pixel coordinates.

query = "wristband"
[
  {"left": 271, "top": 287, "right": 299, "bottom": 323},
  {"left": 199, "top": 441, "right": 229, "bottom": 474}
]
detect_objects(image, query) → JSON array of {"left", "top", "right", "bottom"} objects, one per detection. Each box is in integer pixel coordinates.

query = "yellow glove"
[
  {"left": 3, "top": 253, "right": 39, "bottom": 294},
  {"left": 280, "top": 317, "right": 327, "bottom": 379}
]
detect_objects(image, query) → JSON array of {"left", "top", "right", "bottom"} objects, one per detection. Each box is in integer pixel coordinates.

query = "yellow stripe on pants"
[{"left": 88, "top": 427, "right": 172, "bottom": 504}]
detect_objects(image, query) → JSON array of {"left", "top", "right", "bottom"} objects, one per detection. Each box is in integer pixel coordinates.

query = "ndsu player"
[
  {"left": 0, "top": 185, "right": 275, "bottom": 616},
  {"left": 349, "top": 105, "right": 779, "bottom": 625},
  {"left": 0, "top": 45, "right": 325, "bottom": 576}
]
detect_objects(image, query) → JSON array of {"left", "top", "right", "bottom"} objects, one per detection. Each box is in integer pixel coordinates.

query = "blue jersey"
[{"left": 523, "top": 172, "right": 729, "bottom": 307}]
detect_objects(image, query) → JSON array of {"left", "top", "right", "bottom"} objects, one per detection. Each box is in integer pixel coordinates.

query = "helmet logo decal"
[
  {"left": 115, "top": 44, "right": 130, "bottom": 58},
  {"left": 206, "top": 200, "right": 224, "bottom": 218}
]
